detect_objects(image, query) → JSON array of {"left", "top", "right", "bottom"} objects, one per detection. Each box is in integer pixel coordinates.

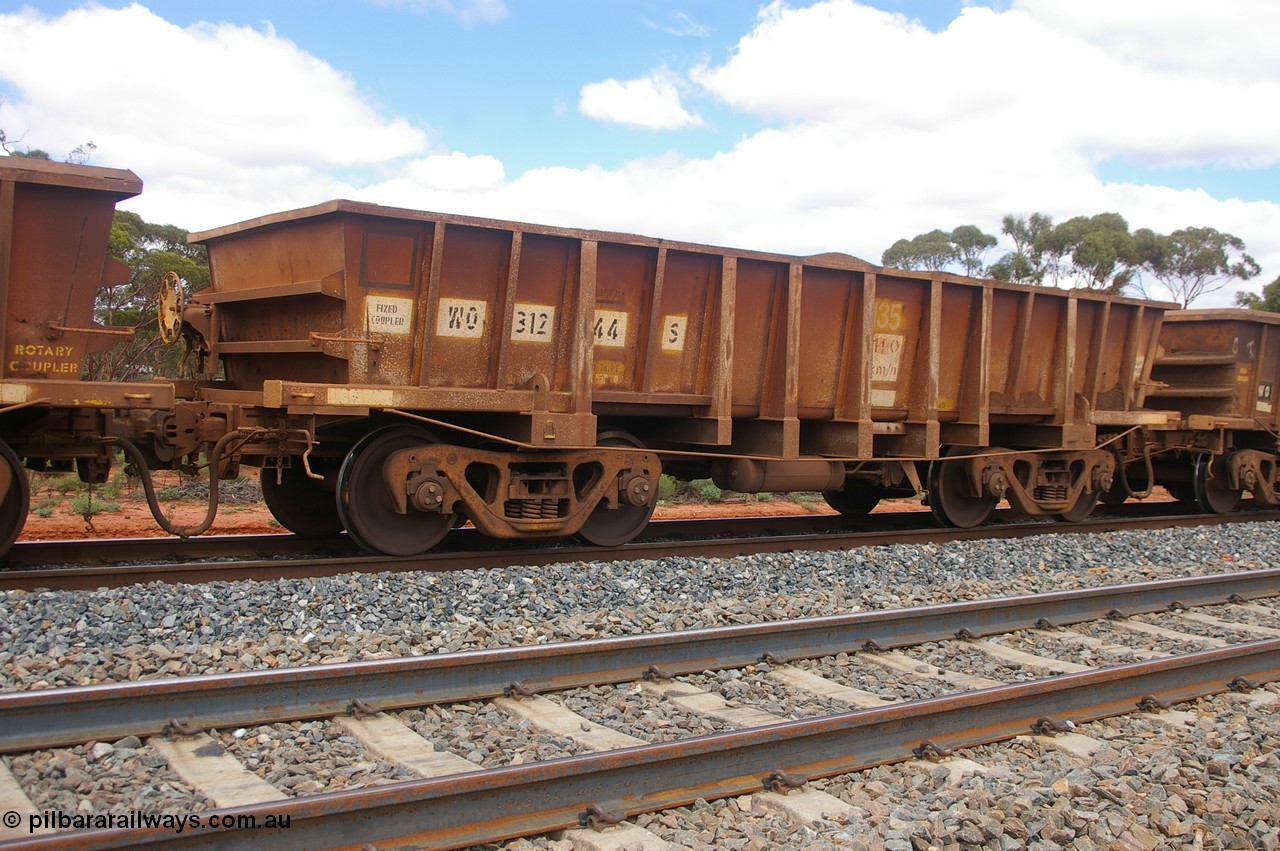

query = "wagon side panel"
[
  {"left": 421, "top": 223, "right": 511, "bottom": 390},
  {"left": 591, "top": 242, "right": 655, "bottom": 393},
  {"left": 730, "top": 257, "right": 788, "bottom": 419},
  {"left": 1, "top": 160, "right": 141, "bottom": 383},
  {"left": 500, "top": 231, "right": 579, "bottom": 396},
  {"left": 647, "top": 248, "right": 719, "bottom": 397}
]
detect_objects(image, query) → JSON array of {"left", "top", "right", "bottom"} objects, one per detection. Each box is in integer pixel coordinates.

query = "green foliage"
[
  {"left": 1236, "top": 275, "right": 1280, "bottom": 312},
  {"left": 1050, "top": 213, "right": 1140, "bottom": 292},
  {"left": 156, "top": 484, "right": 186, "bottom": 502},
  {"left": 691, "top": 479, "right": 723, "bottom": 501},
  {"left": 949, "top": 225, "right": 998, "bottom": 276},
  {"left": 659, "top": 476, "right": 724, "bottom": 502},
  {"left": 657, "top": 474, "right": 678, "bottom": 501},
  {"left": 51, "top": 475, "right": 88, "bottom": 495},
  {"left": 96, "top": 468, "right": 128, "bottom": 500},
  {"left": 881, "top": 225, "right": 998, "bottom": 276},
  {"left": 69, "top": 494, "right": 120, "bottom": 516},
  {"left": 989, "top": 213, "right": 1055, "bottom": 284},
  {"left": 996, "top": 212, "right": 1142, "bottom": 292},
  {"left": 32, "top": 497, "right": 61, "bottom": 518},
  {"left": 881, "top": 229, "right": 959, "bottom": 272},
  {"left": 902, "top": 212, "right": 1258, "bottom": 304},
  {"left": 1137, "top": 227, "right": 1261, "bottom": 307},
  {"left": 85, "top": 210, "right": 210, "bottom": 381}
]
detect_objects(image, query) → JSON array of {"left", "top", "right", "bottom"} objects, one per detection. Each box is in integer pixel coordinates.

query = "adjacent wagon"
[
  {"left": 1135, "top": 309, "right": 1280, "bottom": 511},
  {"left": 0, "top": 159, "right": 173, "bottom": 553}
]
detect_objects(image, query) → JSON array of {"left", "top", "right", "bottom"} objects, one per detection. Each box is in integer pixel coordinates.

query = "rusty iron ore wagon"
[
  {"left": 0, "top": 157, "right": 1275, "bottom": 558},
  {"left": 1131, "top": 310, "right": 1280, "bottom": 513}
]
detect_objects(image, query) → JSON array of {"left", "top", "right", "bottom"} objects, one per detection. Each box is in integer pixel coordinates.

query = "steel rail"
[
  {"left": 0, "top": 497, "right": 1203, "bottom": 566},
  {"left": 3, "top": 505, "right": 1275, "bottom": 593},
  {"left": 9, "top": 494, "right": 1192, "bottom": 569},
  {"left": 2, "top": 568, "right": 1276, "bottom": 753},
  {"left": 2, "top": 511, "right": 860, "bottom": 568},
  {"left": 7, "top": 640, "right": 1279, "bottom": 851}
]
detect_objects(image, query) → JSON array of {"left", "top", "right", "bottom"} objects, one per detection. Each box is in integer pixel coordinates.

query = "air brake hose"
[{"left": 112, "top": 430, "right": 253, "bottom": 538}]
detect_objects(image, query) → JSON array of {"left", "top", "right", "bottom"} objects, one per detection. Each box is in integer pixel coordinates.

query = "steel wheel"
[
  {"left": 927, "top": 447, "right": 996, "bottom": 528},
  {"left": 1056, "top": 489, "right": 1099, "bottom": 522},
  {"left": 822, "top": 487, "right": 881, "bottom": 517},
  {"left": 337, "top": 426, "right": 456, "bottom": 555},
  {"left": 1193, "top": 454, "right": 1241, "bottom": 515},
  {"left": 261, "top": 463, "right": 343, "bottom": 538},
  {"left": 0, "top": 441, "right": 29, "bottom": 559},
  {"left": 1102, "top": 460, "right": 1147, "bottom": 506},
  {"left": 576, "top": 432, "right": 657, "bottom": 547}
]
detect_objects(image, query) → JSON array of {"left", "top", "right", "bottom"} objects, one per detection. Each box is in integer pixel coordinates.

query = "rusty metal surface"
[
  {"left": 1150, "top": 309, "right": 1280, "bottom": 429},
  {"left": 2, "top": 566, "right": 1274, "bottom": 753},
  {"left": 380, "top": 440, "right": 659, "bottom": 539},
  {"left": 0, "top": 158, "right": 141, "bottom": 382},
  {"left": 1139, "top": 309, "right": 1280, "bottom": 506},
  {"left": 7, "top": 639, "right": 1278, "bottom": 850},
  {"left": 0, "top": 378, "right": 175, "bottom": 409},
  {"left": 192, "top": 200, "right": 1170, "bottom": 463}
]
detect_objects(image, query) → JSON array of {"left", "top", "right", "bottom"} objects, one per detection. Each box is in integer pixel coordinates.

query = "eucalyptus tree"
[
  {"left": 1236, "top": 275, "right": 1280, "bottom": 312},
  {"left": 84, "top": 211, "right": 210, "bottom": 382},
  {"left": 1139, "top": 227, "right": 1260, "bottom": 307}
]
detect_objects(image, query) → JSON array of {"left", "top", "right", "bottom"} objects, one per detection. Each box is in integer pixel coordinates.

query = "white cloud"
[
  {"left": 2, "top": 1, "right": 1277, "bottom": 306},
  {"left": 1014, "top": 0, "right": 1280, "bottom": 81},
  {"left": 358, "top": 153, "right": 506, "bottom": 206},
  {"left": 405, "top": 153, "right": 505, "bottom": 192},
  {"left": 692, "top": 1, "right": 1280, "bottom": 170},
  {"left": 0, "top": 4, "right": 427, "bottom": 227},
  {"left": 671, "top": 0, "right": 1280, "bottom": 302},
  {"left": 579, "top": 69, "right": 704, "bottom": 130}
]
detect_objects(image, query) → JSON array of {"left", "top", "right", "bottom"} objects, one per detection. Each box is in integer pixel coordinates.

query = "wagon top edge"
[
  {"left": 0, "top": 156, "right": 142, "bottom": 198},
  {"left": 185, "top": 198, "right": 833, "bottom": 266},
  {"left": 188, "top": 196, "right": 1175, "bottom": 308},
  {"left": 1163, "top": 308, "right": 1280, "bottom": 325}
]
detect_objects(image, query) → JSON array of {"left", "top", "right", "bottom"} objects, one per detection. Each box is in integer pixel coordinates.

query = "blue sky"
[
  {"left": 78, "top": 1, "right": 973, "bottom": 175},
  {"left": 2, "top": 1, "right": 1278, "bottom": 306}
]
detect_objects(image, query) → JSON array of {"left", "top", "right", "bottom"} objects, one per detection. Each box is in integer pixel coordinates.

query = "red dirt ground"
[
  {"left": 15, "top": 473, "right": 1174, "bottom": 543},
  {"left": 16, "top": 487, "right": 888, "bottom": 542}
]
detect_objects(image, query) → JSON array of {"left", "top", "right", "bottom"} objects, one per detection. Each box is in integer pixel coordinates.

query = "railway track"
[
  {"left": 3, "top": 503, "right": 1277, "bottom": 592},
  {"left": 2, "top": 570, "right": 1277, "bottom": 849}
]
